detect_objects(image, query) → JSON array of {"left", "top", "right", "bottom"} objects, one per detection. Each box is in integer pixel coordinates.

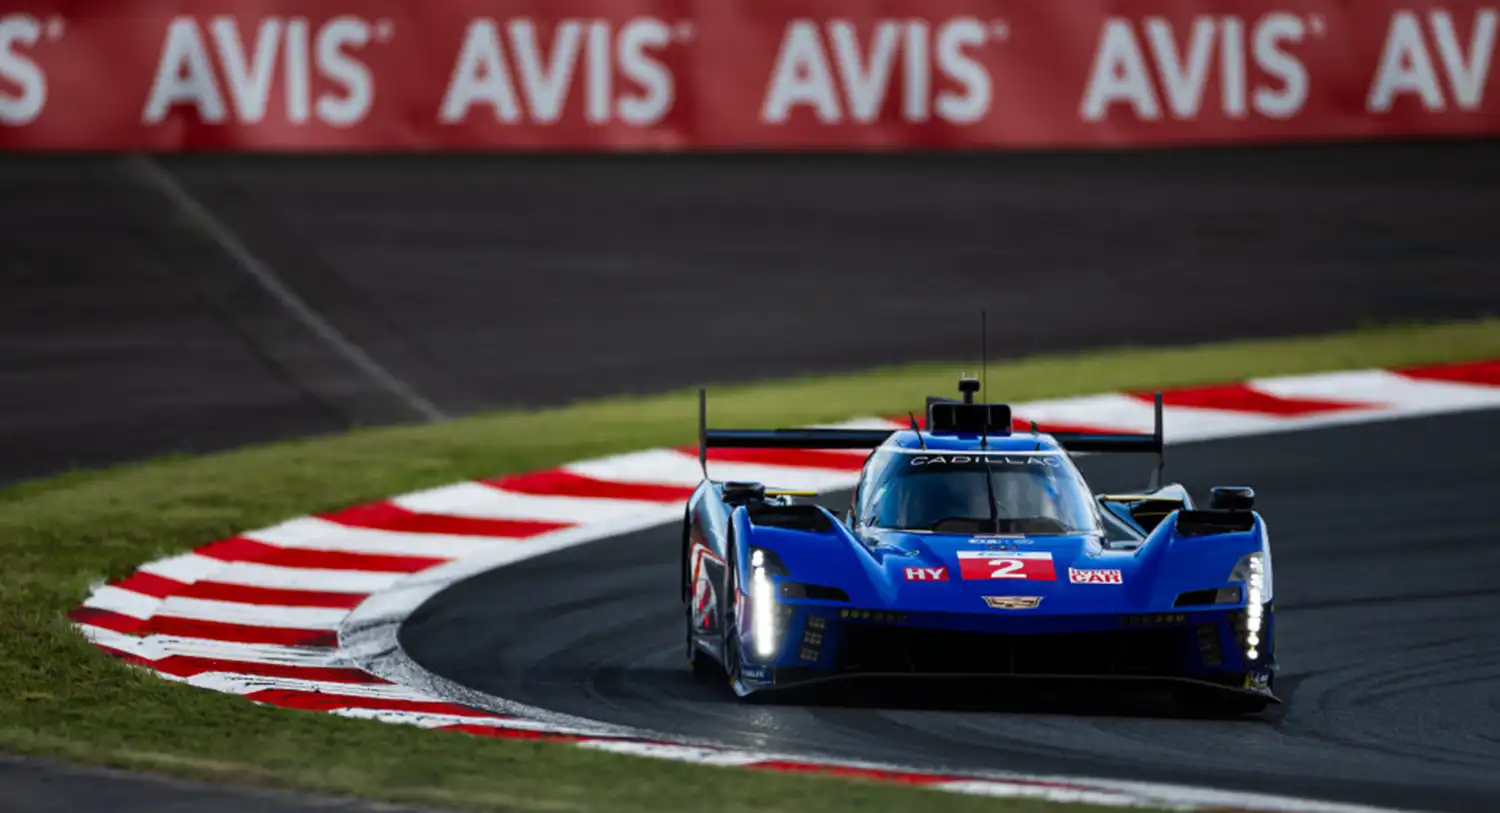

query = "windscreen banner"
[{"left": 0, "top": 0, "right": 1496, "bottom": 150}]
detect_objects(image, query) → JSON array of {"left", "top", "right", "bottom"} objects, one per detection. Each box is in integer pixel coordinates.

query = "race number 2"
[{"left": 957, "top": 551, "right": 1057, "bottom": 581}]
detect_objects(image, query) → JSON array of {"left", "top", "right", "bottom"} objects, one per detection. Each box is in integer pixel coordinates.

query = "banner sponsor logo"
[{"left": 1, "top": 1, "right": 1495, "bottom": 149}]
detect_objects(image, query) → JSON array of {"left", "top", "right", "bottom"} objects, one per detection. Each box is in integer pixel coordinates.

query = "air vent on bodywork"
[
  {"left": 779, "top": 582, "right": 850, "bottom": 602},
  {"left": 1174, "top": 509, "right": 1255, "bottom": 536},
  {"left": 1175, "top": 587, "right": 1242, "bottom": 607},
  {"left": 746, "top": 503, "right": 833, "bottom": 532},
  {"left": 1123, "top": 499, "right": 1183, "bottom": 532}
]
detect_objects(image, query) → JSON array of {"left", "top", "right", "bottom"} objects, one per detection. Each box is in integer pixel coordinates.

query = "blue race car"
[{"left": 681, "top": 376, "right": 1276, "bottom": 715}]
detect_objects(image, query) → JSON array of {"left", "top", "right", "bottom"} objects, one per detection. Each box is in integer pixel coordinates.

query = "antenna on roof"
[
  {"left": 1031, "top": 419, "right": 1040, "bottom": 451},
  {"left": 698, "top": 387, "right": 709, "bottom": 478},
  {"left": 980, "top": 310, "right": 989, "bottom": 449},
  {"left": 908, "top": 411, "right": 927, "bottom": 451},
  {"left": 1147, "top": 391, "right": 1165, "bottom": 490},
  {"left": 981, "top": 310, "right": 988, "bottom": 405}
]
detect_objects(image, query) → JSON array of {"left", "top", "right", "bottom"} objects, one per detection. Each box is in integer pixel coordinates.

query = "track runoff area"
[{"left": 71, "top": 360, "right": 1500, "bottom": 813}]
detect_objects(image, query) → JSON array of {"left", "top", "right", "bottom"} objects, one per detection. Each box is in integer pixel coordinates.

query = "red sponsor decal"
[
  {"left": 957, "top": 551, "right": 1056, "bottom": 581},
  {"left": 903, "top": 566, "right": 948, "bottom": 581},
  {"left": 1068, "top": 568, "right": 1123, "bottom": 585}
]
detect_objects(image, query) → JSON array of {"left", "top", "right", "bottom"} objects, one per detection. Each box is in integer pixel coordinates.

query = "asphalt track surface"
[
  {"left": 5, "top": 143, "right": 1500, "bottom": 484},
  {"left": 4, "top": 142, "right": 1499, "bottom": 811},
  {"left": 402, "top": 410, "right": 1500, "bottom": 813}
]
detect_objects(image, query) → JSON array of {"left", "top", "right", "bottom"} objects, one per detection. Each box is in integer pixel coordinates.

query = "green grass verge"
[{"left": 3, "top": 318, "right": 1499, "bottom": 812}]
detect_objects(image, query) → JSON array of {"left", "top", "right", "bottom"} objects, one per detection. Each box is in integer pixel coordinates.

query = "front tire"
[
  {"left": 724, "top": 625, "right": 767, "bottom": 701},
  {"left": 683, "top": 508, "right": 722, "bottom": 680},
  {"left": 686, "top": 603, "right": 720, "bottom": 679}
]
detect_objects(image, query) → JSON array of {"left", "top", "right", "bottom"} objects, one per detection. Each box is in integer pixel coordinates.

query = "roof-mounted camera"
[{"left": 925, "top": 374, "right": 1011, "bottom": 435}]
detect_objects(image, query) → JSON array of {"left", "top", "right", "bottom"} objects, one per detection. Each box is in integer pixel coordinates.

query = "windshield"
[{"left": 861, "top": 451, "right": 1098, "bottom": 535}]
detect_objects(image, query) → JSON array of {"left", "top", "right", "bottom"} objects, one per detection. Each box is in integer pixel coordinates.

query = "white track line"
[{"left": 125, "top": 155, "right": 446, "bottom": 423}]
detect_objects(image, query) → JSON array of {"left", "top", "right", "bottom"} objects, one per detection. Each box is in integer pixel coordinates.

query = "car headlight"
[
  {"left": 1229, "top": 552, "right": 1268, "bottom": 660},
  {"left": 749, "top": 548, "right": 783, "bottom": 660}
]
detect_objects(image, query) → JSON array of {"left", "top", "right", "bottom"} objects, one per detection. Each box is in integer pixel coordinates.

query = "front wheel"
[
  {"left": 685, "top": 602, "right": 720, "bottom": 679},
  {"left": 724, "top": 626, "right": 768, "bottom": 701}
]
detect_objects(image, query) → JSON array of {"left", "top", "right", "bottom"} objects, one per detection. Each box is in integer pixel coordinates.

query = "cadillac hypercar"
[{"left": 681, "top": 376, "right": 1276, "bottom": 715}]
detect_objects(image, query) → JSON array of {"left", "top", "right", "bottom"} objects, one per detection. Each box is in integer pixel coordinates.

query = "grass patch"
[{"left": 2, "top": 318, "right": 1499, "bottom": 812}]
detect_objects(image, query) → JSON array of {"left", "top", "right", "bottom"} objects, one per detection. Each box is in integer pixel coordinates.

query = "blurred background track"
[{"left": 3, "top": 143, "right": 1499, "bottom": 483}]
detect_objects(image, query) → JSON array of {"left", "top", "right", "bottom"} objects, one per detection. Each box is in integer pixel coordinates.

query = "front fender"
[
  {"left": 1135, "top": 509, "right": 1271, "bottom": 608},
  {"left": 729, "top": 504, "right": 884, "bottom": 604}
]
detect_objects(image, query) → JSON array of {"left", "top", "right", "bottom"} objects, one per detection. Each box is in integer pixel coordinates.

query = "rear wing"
[
  {"left": 697, "top": 386, "right": 1166, "bottom": 486},
  {"left": 1050, "top": 389, "right": 1163, "bottom": 454}
]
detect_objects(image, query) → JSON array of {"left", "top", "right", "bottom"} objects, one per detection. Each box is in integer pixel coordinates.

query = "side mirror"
[{"left": 1209, "top": 486, "right": 1255, "bottom": 511}]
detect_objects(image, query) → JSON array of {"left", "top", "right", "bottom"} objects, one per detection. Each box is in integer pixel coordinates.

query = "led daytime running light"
[
  {"left": 751, "top": 562, "right": 777, "bottom": 659},
  {"left": 1243, "top": 552, "right": 1265, "bottom": 661}
]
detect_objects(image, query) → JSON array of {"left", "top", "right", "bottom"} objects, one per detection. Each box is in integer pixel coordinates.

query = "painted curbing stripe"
[
  {"left": 326, "top": 708, "right": 634, "bottom": 737},
  {"left": 146, "top": 657, "right": 387, "bottom": 683},
  {"left": 1399, "top": 358, "right": 1500, "bottom": 386},
  {"left": 111, "top": 572, "right": 188, "bottom": 600},
  {"left": 567, "top": 449, "right": 860, "bottom": 490},
  {"left": 76, "top": 622, "right": 150, "bottom": 657},
  {"left": 1254, "top": 368, "right": 1500, "bottom": 410},
  {"left": 1132, "top": 382, "right": 1374, "bottom": 416},
  {"left": 808, "top": 418, "right": 907, "bottom": 431},
  {"left": 141, "top": 617, "right": 338, "bottom": 648},
  {"left": 78, "top": 625, "right": 344, "bottom": 668},
  {"left": 174, "top": 581, "right": 370, "bottom": 609},
  {"left": 748, "top": 760, "right": 960, "bottom": 785},
  {"left": 245, "top": 688, "right": 502, "bottom": 717},
  {"left": 1007, "top": 417, "right": 1130, "bottom": 435},
  {"left": 182, "top": 672, "right": 442, "bottom": 700},
  {"left": 320, "top": 501, "right": 573, "bottom": 538},
  {"left": 246, "top": 518, "right": 518, "bottom": 558},
  {"left": 574, "top": 741, "right": 766, "bottom": 766},
  {"left": 140, "top": 637, "right": 342, "bottom": 667},
  {"left": 197, "top": 537, "right": 451, "bottom": 573},
  {"left": 324, "top": 709, "right": 513, "bottom": 727},
  {"left": 690, "top": 446, "right": 872, "bottom": 471},
  {"left": 442, "top": 724, "right": 594, "bottom": 742},
  {"left": 69, "top": 607, "right": 147, "bottom": 635},
  {"left": 394, "top": 482, "right": 668, "bottom": 524},
  {"left": 1008, "top": 394, "right": 1209, "bottom": 436},
  {"left": 198, "top": 560, "right": 406, "bottom": 593},
  {"left": 136, "top": 553, "right": 227, "bottom": 584},
  {"left": 484, "top": 469, "right": 697, "bottom": 502},
  {"left": 81, "top": 585, "right": 162, "bottom": 620},
  {"left": 153, "top": 597, "right": 349, "bottom": 630}
]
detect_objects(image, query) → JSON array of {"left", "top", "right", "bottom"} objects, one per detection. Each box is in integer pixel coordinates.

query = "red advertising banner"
[{"left": 0, "top": 0, "right": 1496, "bottom": 150}]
